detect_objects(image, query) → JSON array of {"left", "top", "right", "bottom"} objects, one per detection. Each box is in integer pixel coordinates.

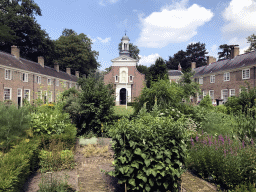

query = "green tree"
[
  {"left": 199, "top": 95, "right": 214, "bottom": 109},
  {"left": 179, "top": 70, "right": 200, "bottom": 102},
  {"left": 62, "top": 74, "right": 115, "bottom": 135},
  {"left": 0, "top": 0, "right": 55, "bottom": 65},
  {"left": 186, "top": 42, "right": 208, "bottom": 68},
  {"left": 54, "top": 29, "right": 99, "bottom": 76},
  {"left": 133, "top": 79, "right": 184, "bottom": 115},
  {"left": 118, "top": 42, "right": 140, "bottom": 60},
  {"left": 245, "top": 34, "right": 256, "bottom": 53},
  {"left": 166, "top": 50, "right": 188, "bottom": 70}
]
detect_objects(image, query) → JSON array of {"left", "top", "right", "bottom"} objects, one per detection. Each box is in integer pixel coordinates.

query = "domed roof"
[{"left": 122, "top": 35, "right": 130, "bottom": 40}]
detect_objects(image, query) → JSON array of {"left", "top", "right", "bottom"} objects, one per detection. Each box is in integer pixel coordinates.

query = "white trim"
[
  {"left": 230, "top": 89, "right": 235, "bottom": 97},
  {"left": 224, "top": 72, "right": 230, "bottom": 81},
  {"left": 48, "top": 91, "right": 52, "bottom": 103},
  {"left": 210, "top": 75, "right": 215, "bottom": 83},
  {"left": 37, "top": 90, "right": 42, "bottom": 99},
  {"left": 36, "top": 76, "right": 41, "bottom": 84},
  {"left": 5, "top": 69, "right": 11, "bottom": 80},
  {"left": 22, "top": 73, "right": 28, "bottom": 82},
  {"left": 129, "top": 75, "right": 133, "bottom": 82},
  {"left": 47, "top": 78, "right": 52, "bottom": 85},
  {"left": 115, "top": 75, "right": 118, "bottom": 82},
  {"left": 17, "top": 88, "right": 22, "bottom": 107},
  {"left": 209, "top": 90, "right": 214, "bottom": 100},
  {"left": 4, "top": 87, "right": 12, "bottom": 100},
  {"left": 203, "top": 91, "right": 206, "bottom": 97},
  {"left": 221, "top": 89, "right": 228, "bottom": 102},
  {"left": 242, "top": 69, "right": 250, "bottom": 79},
  {"left": 199, "top": 77, "right": 203, "bottom": 84},
  {"left": 24, "top": 89, "right": 30, "bottom": 101}
]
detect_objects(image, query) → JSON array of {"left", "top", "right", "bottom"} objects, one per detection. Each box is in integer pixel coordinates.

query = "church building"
[{"left": 104, "top": 35, "right": 145, "bottom": 105}]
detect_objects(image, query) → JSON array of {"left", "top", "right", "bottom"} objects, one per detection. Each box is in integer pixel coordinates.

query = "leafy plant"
[
  {"left": 199, "top": 95, "right": 214, "bottom": 109},
  {"left": 79, "top": 136, "right": 98, "bottom": 146}
]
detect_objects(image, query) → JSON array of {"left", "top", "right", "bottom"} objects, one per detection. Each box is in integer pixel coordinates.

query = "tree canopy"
[
  {"left": 245, "top": 34, "right": 256, "bottom": 53},
  {"left": 118, "top": 42, "right": 140, "bottom": 61},
  {"left": 0, "top": 0, "right": 54, "bottom": 65},
  {"left": 167, "top": 42, "right": 208, "bottom": 71},
  {"left": 218, "top": 44, "right": 232, "bottom": 60},
  {"left": 54, "top": 29, "right": 100, "bottom": 76}
]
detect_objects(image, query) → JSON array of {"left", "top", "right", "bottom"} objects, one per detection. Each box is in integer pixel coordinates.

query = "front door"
[{"left": 120, "top": 88, "right": 127, "bottom": 105}]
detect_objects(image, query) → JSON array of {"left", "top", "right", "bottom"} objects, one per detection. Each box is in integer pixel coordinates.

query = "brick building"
[
  {"left": 0, "top": 46, "right": 79, "bottom": 106},
  {"left": 193, "top": 46, "right": 256, "bottom": 105},
  {"left": 168, "top": 63, "right": 183, "bottom": 83},
  {"left": 104, "top": 35, "right": 145, "bottom": 105}
]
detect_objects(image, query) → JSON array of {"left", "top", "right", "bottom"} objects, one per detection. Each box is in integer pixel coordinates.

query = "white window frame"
[
  {"left": 115, "top": 76, "right": 118, "bottom": 82},
  {"left": 221, "top": 89, "right": 228, "bottom": 102},
  {"left": 56, "top": 79, "right": 59, "bottom": 86},
  {"left": 210, "top": 75, "right": 215, "bottom": 83},
  {"left": 24, "top": 89, "right": 30, "bottom": 101},
  {"left": 22, "top": 73, "right": 28, "bottom": 82},
  {"left": 37, "top": 76, "right": 41, "bottom": 84},
  {"left": 242, "top": 69, "right": 250, "bottom": 79},
  {"left": 209, "top": 90, "right": 214, "bottom": 100},
  {"left": 63, "top": 81, "right": 67, "bottom": 88},
  {"left": 224, "top": 72, "right": 230, "bottom": 81},
  {"left": 5, "top": 69, "right": 11, "bottom": 80},
  {"left": 129, "top": 75, "right": 133, "bottom": 82},
  {"left": 37, "top": 90, "right": 42, "bottom": 100},
  {"left": 203, "top": 91, "right": 206, "bottom": 98},
  {"left": 68, "top": 82, "right": 72, "bottom": 88},
  {"left": 4, "top": 88, "right": 12, "bottom": 100},
  {"left": 230, "top": 89, "right": 235, "bottom": 97},
  {"left": 47, "top": 78, "right": 52, "bottom": 85},
  {"left": 199, "top": 77, "right": 203, "bottom": 84},
  {"left": 48, "top": 91, "right": 52, "bottom": 103}
]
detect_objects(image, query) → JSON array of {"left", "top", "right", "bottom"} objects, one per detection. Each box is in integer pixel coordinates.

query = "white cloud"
[
  {"left": 97, "top": 37, "right": 111, "bottom": 43},
  {"left": 138, "top": 53, "right": 161, "bottom": 67},
  {"left": 136, "top": 0, "right": 213, "bottom": 48},
  {"left": 221, "top": 0, "right": 256, "bottom": 53},
  {"left": 207, "top": 44, "right": 219, "bottom": 58},
  {"left": 99, "top": 0, "right": 119, "bottom": 6}
]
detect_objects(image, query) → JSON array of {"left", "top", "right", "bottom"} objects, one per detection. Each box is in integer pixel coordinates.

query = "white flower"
[{"left": 172, "top": 109, "right": 175, "bottom": 111}]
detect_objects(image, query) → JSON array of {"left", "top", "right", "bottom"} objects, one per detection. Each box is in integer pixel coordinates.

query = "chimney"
[
  {"left": 38, "top": 56, "right": 44, "bottom": 68},
  {"left": 54, "top": 62, "right": 59, "bottom": 72},
  {"left": 75, "top": 71, "right": 79, "bottom": 78},
  {"left": 11, "top": 45, "right": 20, "bottom": 59},
  {"left": 191, "top": 62, "right": 196, "bottom": 70},
  {"left": 207, "top": 56, "right": 216, "bottom": 65},
  {"left": 178, "top": 63, "right": 182, "bottom": 71},
  {"left": 231, "top": 46, "right": 239, "bottom": 59},
  {"left": 66, "top": 68, "right": 71, "bottom": 75}
]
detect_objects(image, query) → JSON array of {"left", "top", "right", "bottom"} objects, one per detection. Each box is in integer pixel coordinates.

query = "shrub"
[
  {"left": 0, "top": 102, "right": 30, "bottom": 152},
  {"left": 186, "top": 133, "right": 256, "bottom": 190},
  {"left": 199, "top": 95, "right": 214, "bottom": 109},
  {"left": 104, "top": 107, "right": 187, "bottom": 192},
  {"left": 79, "top": 136, "right": 98, "bottom": 146},
  {"left": 0, "top": 137, "right": 41, "bottom": 191},
  {"left": 62, "top": 74, "right": 116, "bottom": 136}
]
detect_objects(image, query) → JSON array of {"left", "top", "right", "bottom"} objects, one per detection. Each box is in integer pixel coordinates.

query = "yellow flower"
[{"left": 25, "top": 139, "right": 30, "bottom": 143}]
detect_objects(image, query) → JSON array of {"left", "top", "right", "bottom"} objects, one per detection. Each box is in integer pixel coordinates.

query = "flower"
[
  {"left": 251, "top": 138, "right": 254, "bottom": 146},
  {"left": 196, "top": 135, "right": 199, "bottom": 142},
  {"left": 242, "top": 140, "right": 245, "bottom": 148}
]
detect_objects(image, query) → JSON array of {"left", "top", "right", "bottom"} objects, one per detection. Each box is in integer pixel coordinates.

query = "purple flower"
[
  {"left": 218, "top": 135, "right": 224, "bottom": 145},
  {"left": 242, "top": 140, "right": 245, "bottom": 148},
  {"left": 239, "top": 146, "right": 241, "bottom": 150},
  {"left": 251, "top": 138, "right": 254, "bottom": 146},
  {"left": 228, "top": 137, "right": 231, "bottom": 146},
  {"left": 196, "top": 135, "right": 199, "bottom": 142},
  {"left": 209, "top": 137, "right": 212, "bottom": 146},
  {"left": 230, "top": 147, "right": 233, "bottom": 155}
]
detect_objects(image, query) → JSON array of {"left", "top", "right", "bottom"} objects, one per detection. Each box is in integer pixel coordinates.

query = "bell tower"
[{"left": 119, "top": 32, "right": 130, "bottom": 57}]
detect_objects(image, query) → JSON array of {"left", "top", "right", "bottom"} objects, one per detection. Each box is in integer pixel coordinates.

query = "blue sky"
[{"left": 34, "top": 0, "right": 256, "bottom": 71}]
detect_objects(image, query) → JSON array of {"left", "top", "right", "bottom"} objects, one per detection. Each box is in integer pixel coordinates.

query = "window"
[
  {"left": 224, "top": 72, "right": 230, "bottom": 81},
  {"left": 199, "top": 77, "right": 203, "bottom": 84},
  {"left": 63, "top": 81, "right": 67, "bottom": 88},
  {"left": 242, "top": 69, "right": 250, "bottom": 79},
  {"left": 24, "top": 89, "right": 30, "bottom": 101},
  {"left": 209, "top": 90, "right": 214, "bottom": 100},
  {"left": 230, "top": 89, "right": 235, "bottom": 97},
  {"left": 130, "top": 76, "right": 133, "bottom": 82},
  {"left": 203, "top": 91, "right": 206, "bottom": 98},
  {"left": 22, "top": 73, "right": 28, "bottom": 82},
  {"left": 69, "top": 82, "right": 72, "bottom": 88},
  {"left": 221, "top": 89, "right": 228, "bottom": 102},
  {"left": 47, "top": 78, "right": 52, "bottom": 85},
  {"left": 38, "top": 90, "right": 42, "bottom": 99},
  {"left": 36, "top": 76, "right": 41, "bottom": 84},
  {"left": 56, "top": 79, "right": 59, "bottom": 86},
  {"left": 210, "top": 75, "right": 215, "bottom": 83},
  {"left": 48, "top": 91, "right": 52, "bottom": 103},
  {"left": 4, "top": 88, "right": 11, "bottom": 100},
  {"left": 115, "top": 76, "right": 118, "bottom": 82},
  {"left": 5, "top": 69, "right": 11, "bottom": 80}
]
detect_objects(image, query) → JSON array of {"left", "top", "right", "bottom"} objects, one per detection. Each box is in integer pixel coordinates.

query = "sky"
[{"left": 34, "top": 0, "right": 256, "bottom": 71}]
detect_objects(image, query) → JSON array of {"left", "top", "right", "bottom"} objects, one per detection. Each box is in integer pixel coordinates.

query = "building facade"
[
  {"left": 168, "top": 64, "right": 183, "bottom": 83},
  {"left": 193, "top": 46, "right": 256, "bottom": 105},
  {"left": 0, "top": 46, "right": 79, "bottom": 106},
  {"left": 104, "top": 35, "right": 145, "bottom": 105}
]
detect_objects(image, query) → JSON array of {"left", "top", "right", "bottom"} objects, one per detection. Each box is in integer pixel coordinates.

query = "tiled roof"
[
  {"left": 194, "top": 50, "right": 256, "bottom": 77},
  {"left": 168, "top": 70, "right": 183, "bottom": 76},
  {"left": 0, "top": 51, "right": 78, "bottom": 82}
]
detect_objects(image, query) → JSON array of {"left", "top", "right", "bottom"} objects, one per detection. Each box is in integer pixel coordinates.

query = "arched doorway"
[{"left": 120, "top": 88, "right": 127, "bottom": 105}]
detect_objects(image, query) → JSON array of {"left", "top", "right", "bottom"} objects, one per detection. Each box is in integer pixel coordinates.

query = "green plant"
[
  {"left": 103, "top": 106, "right": 187, "bottom": 192},
  {"left": 79, "top": 136, "right": 98, "bottom": 146},
  {"left": 199, "top": 95, "right": 214, "bottom": 109},
  {"left": 38, "top": 172, "right": 75, "bottom": 192},
  {"left": 232, "top": 182, "right": 256, "bottom": 192},
  {"left": 0, "top": 102, "right": 31, "bottom": 153}
]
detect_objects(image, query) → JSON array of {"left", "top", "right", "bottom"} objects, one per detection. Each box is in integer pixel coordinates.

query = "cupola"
[{"left": 119, "top": 33, "right": 130, "bottom": 57}]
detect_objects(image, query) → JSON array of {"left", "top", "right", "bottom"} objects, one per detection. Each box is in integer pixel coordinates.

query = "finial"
[{"left": 124, "top": 29, "right": 127, "bottom": 36}]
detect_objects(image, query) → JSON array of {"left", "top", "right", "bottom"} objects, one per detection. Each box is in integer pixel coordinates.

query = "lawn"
[{"left": 113, "top": 105, "right": 134, "bottom": 117}]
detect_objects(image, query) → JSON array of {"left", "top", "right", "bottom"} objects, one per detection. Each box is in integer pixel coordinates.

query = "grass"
[
  {"left": 113, "top": 106, "right": 134, "bottom": 117},
  {"left": 83, "top": 144, "right": 109, "bottom": 158}
]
